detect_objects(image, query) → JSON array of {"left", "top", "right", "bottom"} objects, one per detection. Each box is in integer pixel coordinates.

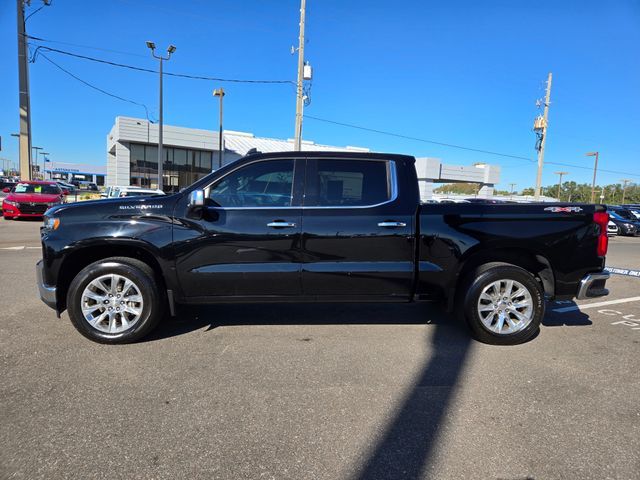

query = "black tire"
[
  {"left": 67, "top": 257, "right": 163, "bottom": 344},
  {"left": 461, "top": 263, "right": 544, "bottom": 345}
]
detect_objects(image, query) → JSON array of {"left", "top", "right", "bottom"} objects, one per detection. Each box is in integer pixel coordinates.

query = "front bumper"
[
  {"left": 36, "top": 259, "right": 57, "bottom": 310},
  {"left": 576, "top": 271, "right": 610, "bottom": 300}
]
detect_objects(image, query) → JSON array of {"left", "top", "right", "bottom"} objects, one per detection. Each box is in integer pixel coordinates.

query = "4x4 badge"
[{"left": 544, "top": 206, "right": 583, "bottom": 213}]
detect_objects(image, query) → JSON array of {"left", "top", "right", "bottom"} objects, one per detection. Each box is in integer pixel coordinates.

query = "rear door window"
[{"left": 305, "top": 159, "right": 393, "bottom": 207}]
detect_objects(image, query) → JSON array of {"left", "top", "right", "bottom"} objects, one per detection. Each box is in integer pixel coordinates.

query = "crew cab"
[{"left": 37, "top": 151, "right": 610, "bottom": 345}]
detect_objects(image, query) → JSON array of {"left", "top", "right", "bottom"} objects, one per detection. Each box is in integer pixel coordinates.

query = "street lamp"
[
  {"left": 32, "top": 146, "right": 42, "bottom": 180},
  {"left": 10, "top": 133, "right": 20, "bottom": 177},
  {"left": 146, "top": 41, "right": 176, "bottom": 191},
  {"left": 585, "top": 151, "right": 599, "bottom": 203},
  {"left": 213, "top": 88, "right": 225, "bottom": 169},
  {"left": 553, "top": 171, "right": 569, "bottom": 201},
  {"left": 40, "top": 152, "right": 49, "bottom": 179}
]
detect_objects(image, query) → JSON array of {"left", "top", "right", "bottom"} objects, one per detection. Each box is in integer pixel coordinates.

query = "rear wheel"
[
  {"left": 67, "top": 257, "right": 162, "bottom": 344},
  {"left": 462, "top": 264, "right": 544, "bottom": 345}
]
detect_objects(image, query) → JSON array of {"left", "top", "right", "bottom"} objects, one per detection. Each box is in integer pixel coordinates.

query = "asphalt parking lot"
[{"left": 1, "top": 219, "right": 639, "bottom": 480}]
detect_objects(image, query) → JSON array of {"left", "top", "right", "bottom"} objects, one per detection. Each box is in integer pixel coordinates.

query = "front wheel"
[
  {"left": 67, "top": 257, "right": 163, "bottom": 344},
  {"left": 462, "top": 264, "right": 544, "bottom": 345}
]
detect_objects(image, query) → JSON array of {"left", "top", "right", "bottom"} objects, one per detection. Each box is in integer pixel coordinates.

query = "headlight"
[
  {"left": 3, "top": 200, "right": 17, "bottom": 206},
  {"left": 43, "top": 216, "right": 60, "bottom": 230}
]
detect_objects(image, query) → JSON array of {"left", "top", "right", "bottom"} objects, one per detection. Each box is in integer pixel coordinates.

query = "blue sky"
[{"left": 1, "top": 0, "right": 638, "bottom": 189}]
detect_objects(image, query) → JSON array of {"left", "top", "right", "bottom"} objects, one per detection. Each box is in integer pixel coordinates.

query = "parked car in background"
[
  {"left": 608, "top": 211, "right": 639, "bottom": 236},
  {"left": 101, "top": 186, "right": 116, "bottom": 198},
  {"left": 617, "top": 206, "right": 640, "bottom": 220},
  {"left": 71, "top": 181, "right": 99, "bottom": 191},
  {"left": 609, "top": 206, "right": 639, "bottom": 221},
  {"left": 607, "top": 221, "right": 619, "bottom": 236},
  {"left": 55, "top": 181, "right": 76, "bottom": 194},
  {"left": 0, "top": 177, "right": 18, "bottom": 191},
  {"left": 2, "top": 181, "right": 65, "bottom": 219},
  {"left": 464, "top": 198, "right": 509, "bottom": 204},
  {"left": 112, "top": 186, "right": 165, "bottom": 198}
]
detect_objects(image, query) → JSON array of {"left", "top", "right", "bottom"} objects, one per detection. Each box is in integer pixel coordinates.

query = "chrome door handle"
[
  {"left": 378, "top": 221, "right": 407, "bottom": 228},
  {"left": 267, "top": 221, "right": 297, "bottom": 228}
]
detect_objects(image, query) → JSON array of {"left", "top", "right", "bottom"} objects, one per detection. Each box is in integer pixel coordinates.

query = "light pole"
[
  {"left": 32, "top": 146, "right": 42, "bottom": 180},
  {"left": 586, "top": 151, "right": 599, "bottom": 203},
  {"left": 621, "top": 179, "right": 632, "bottom": 205},
  {"left": 213, "top": 88, "right": 225, "bottom": 169},
  {"left": 146, "top": 41, "right": 176, "bottom": 191},
  {"left": 10, "top": 133, "right": 19, "bottom": 177},
  {"left": 40, "top": 152, "right": 49, "bottom": 179},
  {"left": 553, "top": 171, "right": 568, "bottom": 201}
]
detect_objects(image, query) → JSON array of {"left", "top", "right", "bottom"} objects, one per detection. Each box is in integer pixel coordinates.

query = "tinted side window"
[
  {"left": 209, "top": 159, "right": 294, "bottom": 207},
  {"left": 308, "top": 159, "right": 391, "bottom": 207}
]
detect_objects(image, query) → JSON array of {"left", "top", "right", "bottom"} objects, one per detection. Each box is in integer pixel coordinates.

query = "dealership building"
[
  {"left": 106, "top": 116, "right": 501, "bottom": 198},
  {"left": 45, "top": 161, "right": 106, "bottom": 186},
  {"left": 107, "top": 116, "right": 371, "bottom": 193}
]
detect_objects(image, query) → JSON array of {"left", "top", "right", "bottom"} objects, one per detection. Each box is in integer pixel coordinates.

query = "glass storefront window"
[{"left": 129, "top": 143, "right": 214, "bottom": 191}]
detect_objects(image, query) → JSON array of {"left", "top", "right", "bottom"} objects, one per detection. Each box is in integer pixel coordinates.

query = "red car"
[{"left": 2, "top": 181, "right": 66, "bottom": 219}]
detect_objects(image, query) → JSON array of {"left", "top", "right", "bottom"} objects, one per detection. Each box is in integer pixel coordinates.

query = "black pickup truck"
[{"left": 37, "top": 151, "right": 611, "bottom": 345}]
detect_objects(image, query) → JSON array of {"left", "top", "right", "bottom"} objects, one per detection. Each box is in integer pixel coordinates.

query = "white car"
[
  {"left": 607, "top": 220, "right": 619, "bottom": 237},
  {"left": 113, "top": 186, "right": 165, "bottom": 198}
]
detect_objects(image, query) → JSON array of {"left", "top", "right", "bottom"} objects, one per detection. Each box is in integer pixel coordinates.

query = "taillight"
[{"left": 593, "top": 211, "right": 609, "bottom": 256}]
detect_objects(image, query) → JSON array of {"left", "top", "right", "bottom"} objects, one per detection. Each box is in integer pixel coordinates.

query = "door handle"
[
  {"left": 378, "top": 221, "right": 407, "bottom": 228},
  {"left": 267, "top": 221, "right": 297, "bottom": 228}
]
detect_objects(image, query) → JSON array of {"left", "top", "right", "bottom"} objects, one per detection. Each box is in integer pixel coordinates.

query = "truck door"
[
  {"left": 174, "top": 158, "right": 304, "bottom": 298},
  {"left": 300, "top": 157, "right": 415, "bottom": 299}
]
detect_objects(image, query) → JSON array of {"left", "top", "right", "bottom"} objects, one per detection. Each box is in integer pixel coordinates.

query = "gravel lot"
[{"left": 1, "top": 219, "right": 639, "bottom": 479}]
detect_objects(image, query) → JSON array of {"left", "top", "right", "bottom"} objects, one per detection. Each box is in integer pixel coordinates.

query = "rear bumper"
[
  {"left": 576, "top": 271, "right": 610, "bottom": 300},
  {"left": 36, "top": 259, "right": 57, "bottom": 309}
]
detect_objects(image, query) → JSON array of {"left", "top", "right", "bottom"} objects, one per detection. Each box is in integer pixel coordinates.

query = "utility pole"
[
  {"left": 553, "top": 171, "right": 568, "bottom": 201},
  {"left": 534, "top": 72, "right": 553, "bottom": 200},
  {"left": 509, "top": 183, "right": 516, "bottom": 197},
  {"left": 621, "top": 179, "right": 632, "bottom": 204},
  {"left": 146, "top": 42, "right": 176, "bottom": 191},
  {"left": 213, "top": 88, "right": 225, "bottom": 169},
  {"left": 293, "top": 0, "right": 306, "bottom": 151},
  {"left": 17, "top": 0, "right": 32, "bottom": 180},
  {"left": 586, "top": 151, "right": 599, "bottom": 203}
]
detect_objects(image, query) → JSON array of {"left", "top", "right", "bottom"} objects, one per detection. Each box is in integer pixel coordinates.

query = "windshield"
[{"left": 13, "top": 183, "right": 61, "bottom": 195}]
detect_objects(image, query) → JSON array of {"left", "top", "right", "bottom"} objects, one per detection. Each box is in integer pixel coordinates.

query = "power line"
[
  {"left": 304, "top": 114, "right": 536, "bottom": 163},
  {"left": 39, "top": 53, "right": 154, "bottom": 121},
  {"left": 27, "top": 34, "right": 148, "bottom": 58},
  {"left": 546, "top": 161, "right": 638, "bottom": 178},
  {"left": 31, "top": 45, "right": 295, "bottom": 85}
]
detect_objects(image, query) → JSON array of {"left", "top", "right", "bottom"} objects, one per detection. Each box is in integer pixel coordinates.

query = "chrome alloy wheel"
[
  {"left": 80, "top": 274, "right": 144, "bottom": 334},
  {"left": 476, "top": 279, "right": 534, "bottom": 335}
]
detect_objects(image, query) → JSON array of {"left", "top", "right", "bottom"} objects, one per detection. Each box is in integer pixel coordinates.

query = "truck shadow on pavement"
[
  {"left": 542, "top": 301, "right": 592, "bottom": 327},
  {"left": 147, "top": 301, "right": 588, "bottom": 479},
  {"left": 150, "top": 303, "right": 475, "bottom": 479}
]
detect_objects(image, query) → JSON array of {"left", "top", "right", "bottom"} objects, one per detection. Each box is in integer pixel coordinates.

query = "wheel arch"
[
  {"left": 449, "top": 247, "right": 555, "bottom": 310},
  {"left": 56, "top": 241, "right": 168, "bottom": 313}
]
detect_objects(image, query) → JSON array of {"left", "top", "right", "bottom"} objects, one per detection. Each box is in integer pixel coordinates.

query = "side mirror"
[
  {"left": 188, "top": 190, "right": 205, "bottom": 208},
  {"left": 2, "top": 187, "right": 9, "bottom": 193}
]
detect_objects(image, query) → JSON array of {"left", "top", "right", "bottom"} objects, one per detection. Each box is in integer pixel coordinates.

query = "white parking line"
[
  {"left": 553, "top": 296, "right": 640, "bottom": 313},
  {"left": 0, "top": 246, "right": 40, "bottom": 250}
]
